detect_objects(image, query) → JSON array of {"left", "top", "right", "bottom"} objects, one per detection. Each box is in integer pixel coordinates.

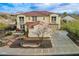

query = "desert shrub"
[
  {"left": 5, "top": 32, "right": 12, "bottom": 36},
  {"left": 0, "top": 23, "right": 9, "bottom": 30},
  {"left": 0, "top": 15, "right": 8, "bottom": 19},
  {"left": 0, "top": 41, "right": 5, "bottom": 47},
  {"left": 62, "top": 20, "right": 79, "bottom": 37}
]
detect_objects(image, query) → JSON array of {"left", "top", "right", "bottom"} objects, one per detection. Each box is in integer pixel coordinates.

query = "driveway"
[
  {"left": 51, "top": 30, "right": 79, "bottom": 55},
  {"left": 0, "top": 30, "right": 79, "bottom": 55}
]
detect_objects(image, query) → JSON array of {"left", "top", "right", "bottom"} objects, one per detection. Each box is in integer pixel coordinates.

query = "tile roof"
[
  {"left": 26, "top": 21, "right": 40, "bottom": 29},
  {"left": 17, "top": 11, "right": 56, "bottom": 16}
]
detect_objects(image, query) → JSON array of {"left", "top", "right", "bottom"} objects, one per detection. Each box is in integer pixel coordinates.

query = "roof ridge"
[{"left": 16, "top": 11, "right": 58, "bottom": 16}]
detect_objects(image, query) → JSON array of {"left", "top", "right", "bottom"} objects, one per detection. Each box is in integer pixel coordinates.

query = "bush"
[
  {"left": 0, "top": 23, "right": 8, "bottom": 30},
  {"left": 62, "top": 20, "right": 79, "bottom": 37},
  {"left": 5, "top": 32, "right": 12, "bottom": 36},
  {"left": 0, "top": 41, "right": 5, "bottom": 47}
]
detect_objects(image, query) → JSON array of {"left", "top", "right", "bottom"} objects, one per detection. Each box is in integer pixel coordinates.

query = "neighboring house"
[
  {"left": 16, "top": 11, "right": 61, "bottom": 37},
  {"left": 62, "top": 15, "right": 76, "bottom": 22}
]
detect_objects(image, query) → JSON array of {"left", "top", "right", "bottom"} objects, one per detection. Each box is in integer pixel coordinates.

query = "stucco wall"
[
  {"left": 58, "top": 16, "right": 61, "bottom": 29},
  {"left": 16, "top": 14, "right": 61, "bottom": 31},
  {"left": 50, "top": 14, "right": 61, "bottom": 29},
  {"left": 24, "top": 16, "right": 50, "bottom": 23},
  {"left": 28, "top": 28, "right": 52, "bottom": 37}
]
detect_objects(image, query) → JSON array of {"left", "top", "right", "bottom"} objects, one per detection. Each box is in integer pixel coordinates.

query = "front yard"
[
  {"left": 0, "top": 31, "right": 79, "bottom": 55},
  {"left": 9, "top": 37, "right": 52, "bottom": 48},
  {"left": 0, "top": 22, "right": 52, "bottom": 48},
  {"left": 0, "top": 31, "right": 52, "bottom": 48}
]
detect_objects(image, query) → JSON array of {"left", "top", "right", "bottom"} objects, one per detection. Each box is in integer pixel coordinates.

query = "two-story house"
[{"left": 16, "top": 11, "right": 61, "bottom": 33}]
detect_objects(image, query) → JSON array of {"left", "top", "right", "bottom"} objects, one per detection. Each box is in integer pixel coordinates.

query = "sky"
[{"left": 0, "top": 3, "right": 79, "bottom": 14}]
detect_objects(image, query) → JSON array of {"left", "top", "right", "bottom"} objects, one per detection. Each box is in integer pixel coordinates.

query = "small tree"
[
  {"left": 33, "top": 27, "right": 42, "bottom": 40},
  {"left": 33, "top": 22, "right": 51, "bottom": 43},
  {"left": 25, "top": 26, "right": 29, "bottom": 37},
  {"left": 63, "top": 12, "right": 68, "bottom": 16}
]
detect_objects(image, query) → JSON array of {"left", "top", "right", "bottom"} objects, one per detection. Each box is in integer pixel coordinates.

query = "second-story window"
[
  {"left": 52, "top": 16, "right": 56, "bottom": 21},
  {"left": 32, "top": 16, "right": 37, "bottom": 21},
  {"left": 51, "top": 16, "right": 56, "bottom": 23},
  {"left": 19, "top": 17, "right": 24, "bottom": 24}
]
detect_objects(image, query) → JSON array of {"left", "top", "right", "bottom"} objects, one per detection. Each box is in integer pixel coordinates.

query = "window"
[
  {"left": 19, "top": 17, "right": 24, "bottom": 24},
  {"left": 28, "top": 17, "right": 30, "bottom": 20},
  {"left": 51, "top": 16, "right": 56, "bottom": 23},
  {"left": 20, "top": 25, "right": 25, "bottom": 31},
  {"left": 32, "top": 16, "right": 37, "bottom": 21},
  {"left": 52, "top": 16, "right": 56, "bottom": 21}
]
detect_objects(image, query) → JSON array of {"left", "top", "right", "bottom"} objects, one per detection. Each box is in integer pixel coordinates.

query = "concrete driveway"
[
  {"left": 51, "top": 30, "right": 79, "bottom": 55},
  {"left": 0, "top": 30, "right": 79, "bottom": 55}
]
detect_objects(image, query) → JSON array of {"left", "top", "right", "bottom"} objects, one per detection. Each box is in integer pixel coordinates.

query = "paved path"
[{"left": 0, "top": 31, "right": 79, "bottom": 55}]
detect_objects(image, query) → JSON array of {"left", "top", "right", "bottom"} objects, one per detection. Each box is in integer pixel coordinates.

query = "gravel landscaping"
[
  {"left": 67, "top": 32, "right": 79, "bottom": 46},
  {"left": 9, "top": 37, "right": 52, "bottom": 48}
]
